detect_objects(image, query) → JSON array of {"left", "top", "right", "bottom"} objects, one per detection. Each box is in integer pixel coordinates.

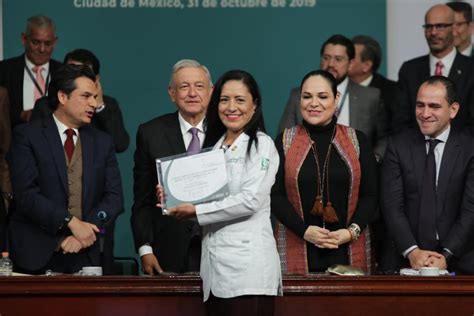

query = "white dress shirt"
[
  {"left": 138, "top": 113, "right": 206, "bottom": 257},
  {"left": 460, "top": 44, "right": 473, "bottom": 57},
  {"left": 52, "top": 114, "right": 79, "bottom": 146},
  {"left": 429, "top": 47, "right": 456, "bottom": 77},
  {"left": 336, "top": 77, "right": 350, "bottom": 126},
  {"left": 403, "top": 125, "right": 450, "bottom": 257},
  {"left": 23, "top": 57, "right": 50, "bottom": 111}
]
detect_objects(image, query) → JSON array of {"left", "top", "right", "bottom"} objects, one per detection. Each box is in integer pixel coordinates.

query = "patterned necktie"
[
  {"left": 64, "top": 129, "right": 76, "bottom": 162},
  {"left": 187, "top": 127, "right": 200, "bottom": 154},
  {"left": 435, "top": 61, "right": 444, "bottom": 76},
  {"left": 32, "top": 65, "right": 46, "bottom": 103},
  {"left": 418, "top": 139, "right": 441, "bottom": 250}
]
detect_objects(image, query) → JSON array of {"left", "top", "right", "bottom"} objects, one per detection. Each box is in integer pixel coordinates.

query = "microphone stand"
[{"left": 97, "top": 211, "right": 108, "bottom": 273}]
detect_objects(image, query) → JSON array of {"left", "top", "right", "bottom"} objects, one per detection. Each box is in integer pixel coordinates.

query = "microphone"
[
  {"left": 97, "top": 210, "right": 108, "bottom": 223},
  {"left": 97, "top": 211, "right": 108, "bottom": 257}
]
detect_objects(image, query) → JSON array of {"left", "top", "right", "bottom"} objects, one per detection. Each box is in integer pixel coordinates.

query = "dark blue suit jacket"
[
  {"left": 381, "top": 128, "right": 474, "bottom": 274},
  {"left": 7, "top": 115, "right": 123, "bottom": 271}
]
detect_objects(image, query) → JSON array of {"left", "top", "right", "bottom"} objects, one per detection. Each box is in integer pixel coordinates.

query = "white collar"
[
  {"left": 424, "top": 124, "right": 450, "bottom": 143},
  {"left": 178, "top": 112, "right": 205, "bottom": 135},
  {"left": 429, "top": 47, "right": 456, "bottom": 75},
  {"left": 460, "top": 43, "right": 473, "bottom": 57},
  {"left": 360, "top": 74, "right": 373, "bottom": 87},
  {"left": 52, "top": 113, "right": 79, "bottom": 136},
  {"left": 24, "top": 56, "right": 50, "bottom": 73},
  {"left": 337, "top": 77, "right": 349, "bottom": 96}
]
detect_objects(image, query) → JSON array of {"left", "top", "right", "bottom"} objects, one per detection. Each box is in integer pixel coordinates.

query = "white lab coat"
[{"left": 196, "top": 131, "right": 282, "bottom": 301}]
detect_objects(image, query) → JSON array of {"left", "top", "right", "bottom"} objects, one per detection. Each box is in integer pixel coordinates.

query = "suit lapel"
[
  {"left": 419, "top": 56, "right": 431, "bottom": 82},
  {"left": 80, "top": 125, "right": 94, "bottom": 215},
  {"left": 411, "top": 132, "right": 426, "bottom": 191},
  {"left": 348, "top": 81, "right": 358, "bottom": 127},
  {"left": 43, "top": 116, "right": 68, "bottom": 194},
  {"left": 448, "top": 53, "right": 466, "bottom": 85},
  {"left": 166, "top": 112, "right": 187, "bottom": 154},
  {"left": 436, "top": 131, "right": 460, "bottom": 217}
]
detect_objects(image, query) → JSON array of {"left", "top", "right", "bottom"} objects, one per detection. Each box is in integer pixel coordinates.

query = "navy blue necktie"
[{"left": 418, "top": 139, "right": 441, "bottom": 250}]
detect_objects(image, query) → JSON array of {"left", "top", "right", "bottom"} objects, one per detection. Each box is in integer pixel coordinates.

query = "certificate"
[{"left": 156, "top": 148, "right": 229, "bottom": 214}]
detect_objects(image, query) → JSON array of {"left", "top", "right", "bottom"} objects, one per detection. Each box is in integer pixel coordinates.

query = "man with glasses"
[
  {"left": 446, "top": 1, "right": 473, "bottom": 57},
  {"left": 393, "top": 4, "right": 474, "bottom": 131},
  {"left": 278, "top": 34, "right": 388, "bottom": 160},
  {"left": 0, "top": 15, "right": 62, "bottom": 127}
]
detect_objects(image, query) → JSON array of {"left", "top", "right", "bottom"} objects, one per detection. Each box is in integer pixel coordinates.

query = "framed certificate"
[{"left": 156, "top": 148, "right": 229, "bottom": 214}]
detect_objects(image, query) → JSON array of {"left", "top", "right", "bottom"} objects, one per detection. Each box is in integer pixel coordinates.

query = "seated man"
[
  {"left": 7, "top": 64, "right": 123, "bottom": 274},
  {"left": 382, "top": 76, "right": 474, "bottom": 275},
  {"left": 32, "top": 48, "right": 130, "bottom": 153}
]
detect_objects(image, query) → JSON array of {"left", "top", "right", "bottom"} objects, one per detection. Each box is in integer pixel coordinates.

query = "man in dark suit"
[
  {"left": 447, "top": 1, "right": 473, "bottom": 58},
  {"left": 7, "top": 64, "right": 123, "bottom": 274},
  {"left": 394, "top": 4, "right": 474, "bottom": 131},
  {"left": 350, "top": 35, "right": 397, "bottom": 133},
  {"left": 279, "top": 34, "right": 388, "bottom": 160},
  {"left": 382, "top": 76, "right": 474, "bottom": 275},
  {"left": 0, "top": 87, "right": 11, "bottom": 251},
  {"left": 31, "top": 49, "right": 130, "bottom": 153},
  {"left": 0, "top": 15, "right": 62, "bottom": 128},
  {"left": 131, "top": 59, "right": 213, "bottom": 275}
]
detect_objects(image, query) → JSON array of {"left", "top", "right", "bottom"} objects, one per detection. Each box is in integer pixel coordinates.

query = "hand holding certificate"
[{"left": 156, "top": 148, "right": 229, "bottom": 215}]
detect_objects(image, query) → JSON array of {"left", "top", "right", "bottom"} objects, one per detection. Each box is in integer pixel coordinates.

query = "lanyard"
[
  {"left": 24, "top": 65, "right": 50, "bottom": 96},
  {"left": 335, "top": 88, "right": 348, "bottom": 117}
]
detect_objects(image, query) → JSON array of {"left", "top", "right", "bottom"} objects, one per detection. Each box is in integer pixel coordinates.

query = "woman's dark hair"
[
  {"left": 204, "top": 70, "right": 265, "bottom": 154},
  {"left": 299, "top": 69, "right": 338, "bottom": 98}
]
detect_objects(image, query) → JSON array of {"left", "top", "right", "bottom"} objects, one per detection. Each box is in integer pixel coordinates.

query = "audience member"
[
  {"left": 350, "top": 35, "right": 397, "bottom": 132},
  {"left": 165, "top": 70, "right": 281, "bottom": 314},
  {"left": 0, "top": 15, "right": 61, "bottom": 127},
  {"left": 382, "top": 76, "right": 474, "bottom": 275},
  {"left": 272, "top": 70, "right": 378, "bottom": 274},
  {"left": 131, "top": 59, "right": 213, "bottom": 275},
  {"left": 279, "top": 34, "right": 387, "bottom": 160},
  {"left": 31, "top": 49, "right": 130, "bottom": 153},
  {"left": 446, "top": 1, "right": 473, "bottom": 57},
  {"left": 7, "top": 64, "right": 123, "bottom": 274},
  {"left": 394, "top": 4, "right": 474, "bottom": 130}
]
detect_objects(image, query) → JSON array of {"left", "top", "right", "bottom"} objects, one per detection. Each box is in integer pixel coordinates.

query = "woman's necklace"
[{"left": 306, "top": 126, "right": 339, "bottom": 226}]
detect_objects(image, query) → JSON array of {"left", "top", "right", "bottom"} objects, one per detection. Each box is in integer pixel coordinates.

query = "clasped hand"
[
  {"left": 62, "top": 217, "right": 99, "bottom": 254},
  {"left": 155, "top": 184, "right": 197, "bottom": 220},
  {"left": 303, "top": 226, "right": 352, "bottom": 249},
  {"left": 408, "top": 248, "right": 447, "bottom": 270}
]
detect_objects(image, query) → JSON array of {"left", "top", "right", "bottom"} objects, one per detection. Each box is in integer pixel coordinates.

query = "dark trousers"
[
  {"left": 206, "top": 292, "right": 275, "bottom": 316},
  {"left": 184, "top": 235, "right": 201, "bottom": 272},
  {"left": 0, "top": 191, "right": 6, "bottom": 252},
  {"left": 14, "top": 251, "right": 92, "bottom": 275}
]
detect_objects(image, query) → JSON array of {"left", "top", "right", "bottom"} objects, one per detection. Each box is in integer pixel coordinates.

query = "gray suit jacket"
[{"left": 278, "top": 80, "right": 388, "bottom": 159}]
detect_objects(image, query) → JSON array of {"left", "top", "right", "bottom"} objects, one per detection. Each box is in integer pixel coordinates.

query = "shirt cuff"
[
  {"left": 403, "top": 245, "right": 418, "bottom": 258},
  {"left": 138, "top": 244, "right": 153, "bottom": 257}
]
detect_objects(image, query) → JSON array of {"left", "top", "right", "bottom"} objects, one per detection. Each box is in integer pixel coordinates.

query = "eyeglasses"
[
  {"left": 422, "top": 23, "right": 453, "bottom": 31},
  {"left": 454, "top": 21, "right": 471, "bottom": 28}
]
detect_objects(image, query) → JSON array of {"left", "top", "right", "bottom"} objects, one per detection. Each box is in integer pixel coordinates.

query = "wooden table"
[{"left": 1, "top": 275, "right": 473, "bottom": 316}]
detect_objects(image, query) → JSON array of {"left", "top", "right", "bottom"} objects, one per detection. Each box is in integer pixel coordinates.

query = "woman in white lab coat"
[{"left": 166, "top": 70, "right": 282, "bottom": 316}]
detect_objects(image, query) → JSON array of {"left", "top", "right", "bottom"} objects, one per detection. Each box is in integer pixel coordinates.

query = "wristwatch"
[
  {"left": 59, "top": 213, "right": 74, "bottom": 231},
  {"left": 440, "top": 249, "right": 453, "bottom": 264}
]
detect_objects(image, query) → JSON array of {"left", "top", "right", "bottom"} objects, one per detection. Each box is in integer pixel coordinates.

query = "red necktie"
[
  {"left": 435, "top": 61, "right": 444, "bottom": 76},
  {"left": 32, "top": 65, "right": 46, "bottom": 103},
  {"left": 64, "top": 129, "right": 76, "bottom": 162}
]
